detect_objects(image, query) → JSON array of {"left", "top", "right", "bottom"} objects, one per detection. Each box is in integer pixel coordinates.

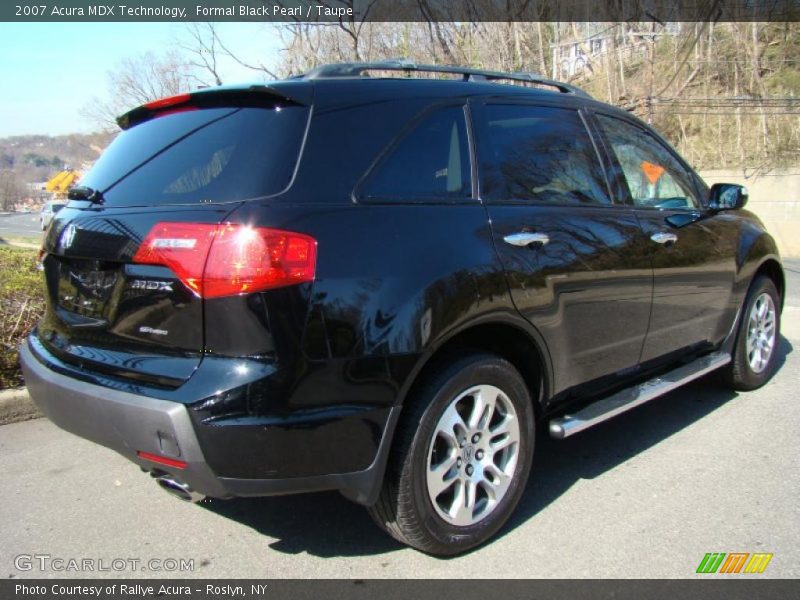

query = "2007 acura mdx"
[{"left": 21, "top": 61, "right": 784, "bottom": 555}]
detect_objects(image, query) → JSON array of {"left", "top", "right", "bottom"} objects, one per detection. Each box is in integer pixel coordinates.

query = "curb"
[
  {"left": 0, "top": 239, "right": 41, "bottom": 249},
  {"left": 0, "top": 386, "right": 41, "bottom": 425}
]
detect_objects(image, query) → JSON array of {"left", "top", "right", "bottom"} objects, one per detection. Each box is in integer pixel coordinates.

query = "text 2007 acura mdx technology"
[{"left": 21, "top": 62, "right": 784, "bottom": 555}]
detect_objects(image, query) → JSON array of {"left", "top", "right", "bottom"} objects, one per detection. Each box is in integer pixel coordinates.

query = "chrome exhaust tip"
[{"left": 155, "top": 475, "right": 206, "bottom": 503}]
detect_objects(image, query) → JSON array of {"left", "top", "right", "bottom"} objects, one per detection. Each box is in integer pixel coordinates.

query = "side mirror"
[{"left": 709, "top": 183, "right": 748, "bottom": 210}]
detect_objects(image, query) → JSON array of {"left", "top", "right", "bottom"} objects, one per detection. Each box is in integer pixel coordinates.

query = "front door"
[{"left": 592, "top": 112, "right": 738, "bottom": 363}]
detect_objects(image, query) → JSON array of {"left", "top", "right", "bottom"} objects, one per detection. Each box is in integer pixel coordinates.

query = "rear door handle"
[
  {"left": 503, "top": 232, "right": 550, "bottom": 247},
  {"left": 650, "top": 232, "right": 678, "bottom": 245}
]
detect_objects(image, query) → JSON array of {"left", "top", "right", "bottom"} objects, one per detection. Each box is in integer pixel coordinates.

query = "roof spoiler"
[{"left": 116, "top": 83, "right": 313, "bottom": 130}]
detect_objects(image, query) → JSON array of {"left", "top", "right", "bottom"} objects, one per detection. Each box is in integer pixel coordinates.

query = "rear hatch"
[{"left": 37, "top": 86, "right": 311, "bottom": 387}]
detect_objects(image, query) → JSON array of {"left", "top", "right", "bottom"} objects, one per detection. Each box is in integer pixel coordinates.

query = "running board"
[{"left": 549, "top": 351, "right": 731, "bottom": 439}]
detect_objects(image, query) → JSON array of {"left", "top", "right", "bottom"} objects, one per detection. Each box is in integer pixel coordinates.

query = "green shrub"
[{"left": 0, "top": 247, "right": 45, "bottom": 389}]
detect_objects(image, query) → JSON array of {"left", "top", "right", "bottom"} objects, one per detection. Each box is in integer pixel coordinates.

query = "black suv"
[{"left": 21, "top": 62, "right": 784, "bottom": 555}]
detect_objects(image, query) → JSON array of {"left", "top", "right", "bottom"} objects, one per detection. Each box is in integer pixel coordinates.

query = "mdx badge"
[{"left": 131, "top": 279, "right": 174, "bottom": 292}]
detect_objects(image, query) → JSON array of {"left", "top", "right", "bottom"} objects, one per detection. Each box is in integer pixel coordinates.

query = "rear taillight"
[{"left": 133, "top": 222, "right": 317, "bottom": 299}]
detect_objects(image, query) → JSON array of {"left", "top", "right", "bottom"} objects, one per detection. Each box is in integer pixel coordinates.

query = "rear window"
[{"left": 80, "top": 106, "right": 308, "bottom": 207}]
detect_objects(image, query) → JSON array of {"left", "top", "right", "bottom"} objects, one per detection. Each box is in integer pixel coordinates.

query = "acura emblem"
[
  {"left": 59, "top": 224, "right": 78, "bottom": 252},
  {"left": 69, "top": 270, "right": 118, "bottom": 298}
]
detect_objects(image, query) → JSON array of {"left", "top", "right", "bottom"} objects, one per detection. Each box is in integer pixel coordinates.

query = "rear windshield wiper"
[{"left": 68, "top": 186, "right": 105, "bottom": 204}]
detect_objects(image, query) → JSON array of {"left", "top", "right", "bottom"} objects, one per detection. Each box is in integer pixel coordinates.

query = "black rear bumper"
[{"left": 19, "top": 338, "right": 399, "bottom": 504}]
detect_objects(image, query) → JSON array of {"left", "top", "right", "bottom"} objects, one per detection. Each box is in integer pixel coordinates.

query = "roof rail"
[{"left": 302, "top": 60, "right": 591, "bottom": 98}]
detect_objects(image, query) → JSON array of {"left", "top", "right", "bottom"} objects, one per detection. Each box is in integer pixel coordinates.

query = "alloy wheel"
[
  {"left": 746, "top": 292, "right": 777, "bottom": 374},
  {"left": 425, "top": 384, "right": 520, "bottom": 527}
]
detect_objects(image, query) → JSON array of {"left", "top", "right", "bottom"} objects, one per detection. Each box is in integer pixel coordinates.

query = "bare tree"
[
  {"left": 81, "top": 51, "right": 196, "bottom": 130},
  {"left": 270, "top": 1, "right": 385, "bottom": 75},
  {"left": 178, "top": 23, "right": 225, "bottom": 86},
  {"left": 74, "top": 19, "right": 799, "bottom": 170},
  {"left": 0, "top": 171, "right": 22, "bottom": 212},
  {"left": 182, "top": 22, "right": 279, "bottom": 80}
]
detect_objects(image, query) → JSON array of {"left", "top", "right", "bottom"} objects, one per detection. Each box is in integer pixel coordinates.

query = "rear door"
[
  {"left": 591, "top": 112, "right": 738, "bottom": 363},
  {"left": 38, "top": 96, "right": 310, "bottom": 387},
  {"left": 473, "top": 100, "right": 653, "bottom": 398}
]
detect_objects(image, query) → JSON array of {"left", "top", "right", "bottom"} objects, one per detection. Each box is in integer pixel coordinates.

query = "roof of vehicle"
[
  {"left": 120, "top": 61, "right": 638, "bottom": 128},
  {"left": 190, "top": 75, "right": 622, "bottom": 113}
]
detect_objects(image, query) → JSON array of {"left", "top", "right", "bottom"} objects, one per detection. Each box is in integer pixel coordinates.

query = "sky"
[{"left": 0, "top": 22, "right": 284, "bottom": 137}]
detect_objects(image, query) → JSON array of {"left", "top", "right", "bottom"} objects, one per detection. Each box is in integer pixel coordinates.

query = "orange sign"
[{"left": 640, "top": 161, "right": 665, "bottom": 185}]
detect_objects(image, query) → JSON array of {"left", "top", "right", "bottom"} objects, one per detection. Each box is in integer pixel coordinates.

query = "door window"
[
  {"left": 481, "top": 105, "right": 610, "bottom": 205},
  {"left": 360, "top": 106, "right": 471, "bottom": 201},
  {"left": 596, "top": 114, "right": 699, "bottom": 209}
]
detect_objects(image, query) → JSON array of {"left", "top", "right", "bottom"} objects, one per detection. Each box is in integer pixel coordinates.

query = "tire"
[
  {"left": 368, "top": 352, "right": 535, "bottom": 555},
  {"left": 722, "top": 275, "right": 781, "bottom": 391}
]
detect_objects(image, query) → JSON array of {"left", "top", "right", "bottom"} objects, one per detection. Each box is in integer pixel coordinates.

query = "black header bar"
[
  {"left": 3, "top": 579, "right": 799, "bottom": 600},
  {"left": 4, "top": 1, "right": 800, "bottom": 23}
]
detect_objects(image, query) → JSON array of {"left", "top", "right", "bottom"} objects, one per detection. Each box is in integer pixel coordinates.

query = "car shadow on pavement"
[
  {"left": 501, "top": 333, "right": 794, "bottom": 543},
  {"left": 201, "top": 335, "right": 793, "bottom": 559},
  {"left": 201, "top": 489, "right": 403, "bottom": 557}
]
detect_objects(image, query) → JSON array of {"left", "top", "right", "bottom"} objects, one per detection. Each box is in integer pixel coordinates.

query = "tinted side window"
[
  {"left": 360, "top": 106, "right": 471, "bottom": 201},
  {"left": 481, "top": 105, "right": 610, "bottom": 205},
  {"left": 596, "top": 114, "right": 699, "bottom": 209}
]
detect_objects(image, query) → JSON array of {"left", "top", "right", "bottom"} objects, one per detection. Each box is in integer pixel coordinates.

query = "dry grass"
[{"left": 0, "top": 247, "right": 44, "bottom": 389}]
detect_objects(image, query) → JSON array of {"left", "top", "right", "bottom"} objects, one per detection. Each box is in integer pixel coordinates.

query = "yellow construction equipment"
[{"left": 45, "top": 170, "right": 80, "bottom": 198}]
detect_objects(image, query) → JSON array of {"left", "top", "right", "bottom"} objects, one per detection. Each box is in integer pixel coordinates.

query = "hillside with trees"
[
  {"left": 0, "top": 131, "right": 114, "bottom": 209},
  {"left": 76, "top": 21, "right": 800, "bottom": 174},
  {"left": 0, "top": 132, "right": 114, "bottom": 183},
  {"left": 265, "top": 21, "right": 800, "bottom": 171}
]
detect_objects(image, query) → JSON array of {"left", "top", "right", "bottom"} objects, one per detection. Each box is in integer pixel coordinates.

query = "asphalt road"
[
  {"left": 1, "top": 262, "right": 798, "bottom": 579},
  {"left": 0, "top": 212, "right": 44, "bottom": 241}
]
